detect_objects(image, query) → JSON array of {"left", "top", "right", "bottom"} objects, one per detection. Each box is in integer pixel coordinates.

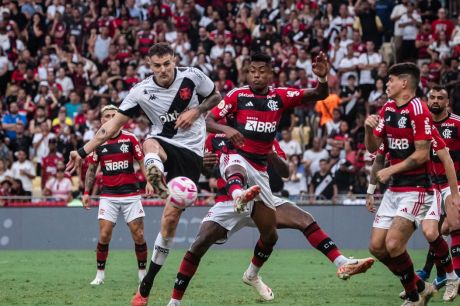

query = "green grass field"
[{"left": 0, "top": 249, "right": 452, "bottom": 305}]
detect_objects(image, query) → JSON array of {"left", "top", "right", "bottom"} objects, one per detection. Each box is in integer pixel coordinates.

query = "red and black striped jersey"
[
  {"left": 88, "top": 130, "right": 144, "bottom": 197},
  {"left": 374, "top": 98, "right": 433, "bottom": 191},
  {"left": 210, "top": 86, "right": 303, "bottom": 171},
  {"left": 136, "top": 30, "right": 156, "bottom": 55},
  {"left": 205, "top": 133, "right": 286, "bottom": 202},
  {"left": 431, "top": 112, "right": 460, "bottom": 188}
]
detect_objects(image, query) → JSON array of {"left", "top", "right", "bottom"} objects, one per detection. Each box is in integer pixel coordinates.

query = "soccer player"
[
  {"left": 367, "top": 125, "right": 460, "bottom": 302},
  {"left": 165, "top": 133, "right": 374, "bottom": 305},
  {"left": 65, "top": 43, "right": 222, "bottom": 304},
  {"left": 82, "top": 105, "right": 153, "bottom": 285},
  {"left": 203, "top": 51, "right": 329, "bottom": 301},
  {"left": 415, "top": 85, "right": 460, "bottom": 295},
  {"left": 364, "top": 63, "right": 437, "bottom": 305}
]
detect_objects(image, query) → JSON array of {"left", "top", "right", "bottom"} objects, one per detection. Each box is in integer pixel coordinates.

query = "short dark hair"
[
  {"left": 430, "top": 84, "right": 449, "bottom": 97},
  {"left": 250, "top": 51, "right": 272, "bottom": 65},
  {"left": 148, "top": 43, "right": 174, "bottom": 57},
  {"left": 388, "top": 62, "right": 420, "bottom": 89}
]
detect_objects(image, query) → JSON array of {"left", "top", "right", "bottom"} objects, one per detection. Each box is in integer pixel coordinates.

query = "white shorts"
[
  {"left": 373, "top": 190, "right": 434, "bottom": 229},
  {"left": 202, "top": 196, "right": 290, "bottom": 243},
  {"left": 424, "top": 189, "right": 442, "bottom": 221},
  {"left": 219, "top": 153, "right": 277, "bottom": 210},
  {"left": 98, "top": 195, "right": 145, "bottom": 224}
]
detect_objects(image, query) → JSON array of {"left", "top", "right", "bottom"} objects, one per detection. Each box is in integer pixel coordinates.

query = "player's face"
[
  {"left": 101, "top": 110, "right": 117, "bottom": 125},
  {"left": 248, "top": 62, "right": 272, "bottom": 91},
  {"left": 427, "top": 89, "right": 449, "bottom": 115},
  {"left": 385, "top": 74, "right": 405, "bottom": 100},
  {"left": 149, "top": 54, "right": 176, "bottom": 87}
]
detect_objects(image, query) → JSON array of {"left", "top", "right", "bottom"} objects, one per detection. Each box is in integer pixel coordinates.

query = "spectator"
[
  {"left": 2, "top": 102, "right": 27, "bottom": 141},
  {"left": 9, "top": 121, "right": 31, "bottom": 155},
  {"left": 32, "top": 121, "right": 56, "bottom": 173},
  {"left": 329, "top": 146, "right": 354, "bottom": 195},
  {"left": 303, "top": 137, "right": 329, "bottom": 177},
  {"left": 11, "top": 178, "right": 29, "bottom": 197},
  {"left": 415, "top": 21, "right": 434, "bottom": 66},
  {"left": 65, "top": 91, "right": 82, "bottom": 120},
  {"left": 315, "top": 86, "right": 342, "bottom": 127},
  {"left": 357, "top": 40, "right": 381, "bottom": 100},
  {"left": 40, "top": 138, "right": 63, "bottom": 189},
  {"left": 0, "top": 159, "right": 12, "bottom": 182},
  {"left": 331, "top": 4, "right": 355, "bottom": 39},
  {"left": 390, "top": 0, "right": 408, "bottom": 61},
  {"left": 11, "top": 149, "right": 35, "bottom": 194},
  {"left": 279, "top": 129, "right": 302, "bottom": 159},
  {"left": 309, "top": 159, "right": 337, "bottom": 203},
  {"left": 338, "top": 43, "right": 359, "bottom": 88},
  {"left": 210, "top": 34, "right": 235, "bottom": 61},
  {"left": 353, "top": 0, "right": 384, "bottom": 50},
  {"left": 431, "top": 8, "right": 454, "bottom": 39},
  {"left": 367, "top": 78, "right": 386, "bottom": 114},
  {"left": 428, "top": 31, "right": 451, "bottom": 60},
  {"left": 43, "top": 162, "right": 72, "bottom": 202},
  {"left": 339, "top": 75, "right": 361, "bottom": 126},
  {"left": 283, "top": 155, "right": 307, "bottom": 200},
  {"left": 398, "top": 3, "right": 421, "bottom": 62}
]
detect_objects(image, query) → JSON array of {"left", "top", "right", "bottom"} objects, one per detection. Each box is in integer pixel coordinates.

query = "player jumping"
[
  {"left": 82, "top": 105, "right": 154, "bottom": 285},
  {"left": 164, "top": 133, "right": 374, "bottom": 305},
  {"left": 364, "top": 63, "right": 437, "bottom": 305},
  {"left": 65, "top": 43, "right": 222, "bottom": 305}
]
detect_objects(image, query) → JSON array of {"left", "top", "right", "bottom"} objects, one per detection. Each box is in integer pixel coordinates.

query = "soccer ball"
[{"left": 167, "top": 176, "right": 198, "bottom": 208}]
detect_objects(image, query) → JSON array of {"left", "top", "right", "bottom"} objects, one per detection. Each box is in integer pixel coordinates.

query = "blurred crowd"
[{"left": 0, "top": 0, "right": 457, "bottom": 203}]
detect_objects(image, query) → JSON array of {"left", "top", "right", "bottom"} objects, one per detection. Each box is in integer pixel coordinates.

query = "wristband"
[
  {"left": 318, "top": 76, "right": 328, "bottom": 83},
  {"left": 367, "top": 184, "right": 376, "bottom": 195},
  {"left": 77, "top": 147, "right": 88, "bottom": 159}
]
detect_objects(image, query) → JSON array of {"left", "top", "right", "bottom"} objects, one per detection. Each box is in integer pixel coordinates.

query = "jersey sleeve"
[
  {"left": 87, "top": 151, "right": 99, "bottom": 165},
  {"left": 431, "top": 127, "right": 446, "bottom": 152},
  {"left": 276, "top": 87, "right": 304, "bottom": 109},
  {"left": 204, "top": 134, "right": 215, "bottom": 153},
  {"left": 131, "top": 135, "right": 144, "bottom": 161},
  {"left": 118, "top": 86, "right": 142, "bottom": 118},
  {"left": 210, "top": 89, "right": 238, "bottom": 120},
  {"left": 410, "top": 101, "right": 433, "bottom": 141},
  {"left": 373, "top": 106, "right": 386, "bottom": 138},
  {"left": 272, "top": 140, "right": 287, "bottom": 160},
  {"left": 189, "top": 67, "right": 215, "bottom": 98},
  {"left": 377, "top": 141, "right": 387, "bottom": 155}
]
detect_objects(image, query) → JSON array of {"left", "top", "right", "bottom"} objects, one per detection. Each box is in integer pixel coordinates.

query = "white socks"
[
  {"left": 151, "top": 233, "right": 173, "bottom": 265},
  {"left": 333, "top": 255, "right": 352, "bottom": 268},
  {"left": 246, "top": 262, "right": 260, "bottom": 279},
  {"left": 96, "top": 269, "right": 105, "bottom": 280},
  {"left": 145, "top": 153, "right": 164, "bottom": 173},
  {"left": 446, "top": 271, "right": 458, "bottom": 280}
]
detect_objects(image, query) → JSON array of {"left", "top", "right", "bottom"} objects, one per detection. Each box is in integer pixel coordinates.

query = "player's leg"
[
  {"left": 91, "top": 199, "right": 118, "bottom": 285},
  {"left": 443, "top": 193, "right": 460, "bottom": 301},
  {"left": 275, "top": 202, "right": 374, "bottom": 279},
  {"left": 242, "top": 201, "right": 277, "bottom": 301},
  {"left": 168, "top": 221, "right": 228, "bottom": 306},
  {"left": 127, "top": 217, "right": 148, "bottom": 282},
  {"left": 143, "top": 138, "right": 169, "bottom": 198}
]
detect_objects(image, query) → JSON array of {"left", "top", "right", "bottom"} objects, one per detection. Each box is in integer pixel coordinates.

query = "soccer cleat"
[
  {"left": 433, "top": 275, "right": 447, "bottom": 290},
  {"left": 131, "top": 290, "right": 148, "bottom": 306},
  {"left": 400, "top": 295, "right": 424, "bottom": 306},
  {"left": 138, "top": 270, "right": 146, "bottom": 283},
  {"left": 337, "top": 257, "right": 375, "bottom": 280},
  {"left": 167, "top": 299, "right": 181, "bottom": 306},
  {"left": 90, "top": 277, "right": 104, "bottom": 285},
  {"left": 146, "top": 164, "right": 169, "bottom": 199},
  {"left": 234, "top": 185, "right": 261, "bottom": 213},
  {"left": 242, "top": 271, "right": 274, "bottom": 301},
  {"left": 399, "top": 282, "right": 435, "bottom": 301},
  {"left": 443, "top": 279, "right": 459, "bottom": 301},
  {"left": 416, "top": 269, "right": 430, "bottom": 281}
]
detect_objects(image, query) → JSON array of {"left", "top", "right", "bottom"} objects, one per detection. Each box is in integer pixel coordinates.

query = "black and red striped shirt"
[
  {"left": 88, "top": 130, "right": 144, "bottom": 197},
  {"left": 431, "top": 112, "right": 460, "bottom": 188},
  {"left": 374, "top": 98, "right": 433, "bottom": 191},
  {"left": 210, "top": 86, "right": 303, "bottom": 171}
]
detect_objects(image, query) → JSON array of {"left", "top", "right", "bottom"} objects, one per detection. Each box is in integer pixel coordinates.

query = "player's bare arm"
[
  {"left": 366, "top": 153, "right": 385, "bottom": 213},
  {"left": 437, "top": 148, "right": 460, "bottom": 208},
  {"left": 82, "top": 163, "right": 98, "bottom": 209},
  {"left": 202, "top": 152, "right": 218, "bottom": 176},
  {"left": 301, "top": 52, "right": 330, "bottom": 104},
  {"left": 267, "top": 151, "right": 289, "bottom": 178},
  {"left": 376, "top": 140, "right": 430, "bottom": 183},
  {"left": 138, "top": 159, "right": 154, "bottom": 197},
  {"left": 66, "top": 112, "right": 130, "bottom": 173},
  {"left": 364, "top": 114, "right": 382, "bottom": 153},
  {"left": 175, "top": 90, "right": 222, "bottom": 130},
  {"left": 205, "top": 113, "right": 244, "bottom": 147}
]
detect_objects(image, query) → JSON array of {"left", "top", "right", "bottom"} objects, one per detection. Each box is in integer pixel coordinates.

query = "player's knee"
[
  {"left": 99, "top": 231, "right": 112, "bottom": 244},
  {"left": 132, "top": 228, "right": 145, "bottom": 244},
  {"left": 225, "top": 165, "right": 247, "bottom": 181},
  {"left": 262, "top": 230, "right": 278, "bottom": 246},
  {"left": 368, "top": 241, "right": 386, "bottom": 260},
  {"left": 296, "top": 212, "right": 315, "bottom": 230},
  {"left": 385, "top": 238, "right": 404, "bottom": 257},
  {"left": 422, "top": 225, "right": 439, "bottom": 242}
]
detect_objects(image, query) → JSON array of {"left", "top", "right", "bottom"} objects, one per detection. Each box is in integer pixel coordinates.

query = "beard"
[{"left": 428, "top": 105, "right": 445, "bottom": 115}]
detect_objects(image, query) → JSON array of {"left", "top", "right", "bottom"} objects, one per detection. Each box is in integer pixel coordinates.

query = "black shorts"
[{"left": 154, "top": 138, "right": 203, "bottom": 184}]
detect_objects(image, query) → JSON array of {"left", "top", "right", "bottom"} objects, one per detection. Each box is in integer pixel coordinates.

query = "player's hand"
[
  {"left": 450, "top": 192, "right": 460, "bottom": 211},
  {"left": 175, "top": 108, "right": 200, "bottom": 130},
  {"left": 82, "top": 194, "right": 90, "bottom": 210},
  {"left": 312, "top": 51, "right": 330, "bottom": 78},
  {"left": 366, "top": 194, "right": 376, "bottom": 213},
  {"left": 203, "top": 152, "right": 219, "bottom": 167},
  {"left": 145, "top": 182, "right": 154, "bottom": 197},
  {"left": 376, "top": 168, "right": 392, "bottom": 184},
  {"left": 365, "top": 114, "right": 380, "bottom": 131},
  {"left": 66, "top": 150, "right": 82, "bottom": 174},
  {"left": 224, "top": 127, "right": 244, "bottom": 147}
]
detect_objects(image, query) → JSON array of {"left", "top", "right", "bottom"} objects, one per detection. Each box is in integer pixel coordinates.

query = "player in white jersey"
[{"left": 66, "top": 43, "right": 222, "bottom": 306}]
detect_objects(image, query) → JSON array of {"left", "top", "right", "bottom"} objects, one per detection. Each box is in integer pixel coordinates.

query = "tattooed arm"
[
  {"left": 82, "top": 163, "right": 98, "bottom": 209},
  {"left": 175, "top": 90, "right": 222, "bottom": 130}
]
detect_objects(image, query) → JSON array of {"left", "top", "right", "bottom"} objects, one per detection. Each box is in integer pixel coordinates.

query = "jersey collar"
[
  {"left": 152, "top": 68, "right": 177, "bottom": 89},
  {"left": 433, "top": 112, "right": 451, "bottom": 124}
]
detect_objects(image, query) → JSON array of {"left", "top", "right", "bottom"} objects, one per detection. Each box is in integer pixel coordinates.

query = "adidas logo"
[
  {"left": 102, "top": 148, "right": 108, "bottom": 153},
  {"left": 245, "top": 101, "right": 254, "bottom": 107},
  {"left": 430, "top": 211, "right": 436, "bottom": 216},
  {"left": 400, "top": 208, "right": 408, "bottom": 213}
]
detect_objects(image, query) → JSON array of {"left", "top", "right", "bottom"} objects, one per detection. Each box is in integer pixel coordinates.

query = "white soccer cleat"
[
  {"left": 242, "top": 271, "right": 274, "bottom": 301},
  {"left": 443, "top": 279, "right": 459, "bottom": 302},
  {"left": 90, "top": 277, "right": 104, "bottom": 285},
  {"left": 167, "top": 299, "right": 181, "bottom": 306},
  {"left": 138, "top": 269, "right": 146, "bottom": 283},
  {"left": 234, "top": 185, "right": 261, "bottom": 213}
]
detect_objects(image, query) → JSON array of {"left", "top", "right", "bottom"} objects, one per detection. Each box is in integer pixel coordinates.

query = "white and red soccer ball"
[{"left": 167, "top": 176, "right": 198, "bottom": 208}]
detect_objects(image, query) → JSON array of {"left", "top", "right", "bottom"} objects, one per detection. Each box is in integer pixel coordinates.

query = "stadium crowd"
[{"left": 0, "top": 0, "right": 458, "bottom": 203}]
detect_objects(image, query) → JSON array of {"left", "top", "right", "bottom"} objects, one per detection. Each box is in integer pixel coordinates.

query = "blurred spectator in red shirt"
[{"left": 431, "top": 8, "right": 454, "bottom": 39}]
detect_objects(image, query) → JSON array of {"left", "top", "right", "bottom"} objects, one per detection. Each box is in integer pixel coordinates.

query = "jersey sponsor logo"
[
  {"left": 401, "top": 109, "right": 410, "bottom": 114},
  {"left": 179, "top": 87, "right": 192, "bottom": 100},
  {"left": 267, "top": 99, "right": 279, "bottom": 111},
  {"left": 424, "top": 118, "right": 431, "bottom": 135},
  {"left": 120, "top": 143, "right": 129, "bottom": 153},
  {"left": 398, "top": 116, "right": 407, "bottom": 128},
  {"left": 245, "top": 120, "right": 277, "bottom": 133},
  {"left": 411, "top": 120, "right": 416, "bottom": 133},
  {"left": 238, "top": 92, "right": 254, "bottom": 98},
  {"left": 441, "top": 122, "right": 456, "bottom": 127},
  {"left": 135, "top": 144, "right": 142, "bottom": 156},
  {"left": 287, "top": 90, "right": 300, "bottom": 98},
  {"left": 376, "top": 118, "right": 384, "bottom": 133},
  {"left": 143, "top": 89, "right": 157, "bottom": 100},
  {"left": 385, "top": 106, "right": 396, "bottom": 112},
  {"left": 388, "top": 138, "right": 409, "bottom": 150},
  {"left": 442, "top": 128, "right": 452, "bottom": 139},
  {"left": 218, "top": 104, "right": 232, "bottom": 117},
  {"left": 105, "top": 160, "right": 129, "bottom": 171},
  {"left": 160, "top": 110, "right": 180, "bottom": 124},
  {"left": 245, "top": 101, "right": 254, "bottom": 107},
  {"left": 117, "top": 138, "right": 130, "bottom": 143},
  {"left": 217, "top": 100, "right": 226, "bottom": 109}
]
